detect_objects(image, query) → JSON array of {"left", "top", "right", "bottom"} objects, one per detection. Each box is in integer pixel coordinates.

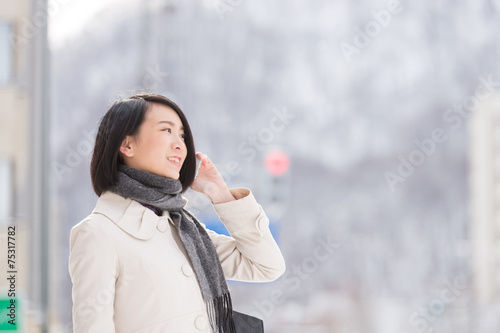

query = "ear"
[{"left": 119, "top": 136, "right": 135, "bottom": 158}]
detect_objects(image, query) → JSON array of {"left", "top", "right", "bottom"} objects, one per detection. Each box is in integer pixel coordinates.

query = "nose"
[{"left": 172, "top": 137, "right": 184, "bottom": 151}]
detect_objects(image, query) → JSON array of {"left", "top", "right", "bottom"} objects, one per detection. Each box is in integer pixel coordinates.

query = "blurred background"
[{"left": 2, "top": 0, "right": 500, "bottom": 332}]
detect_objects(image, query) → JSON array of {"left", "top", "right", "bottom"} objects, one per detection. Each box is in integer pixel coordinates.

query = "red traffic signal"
[{"left": 265, "top": 151, "right": 290, "bottom": 177}]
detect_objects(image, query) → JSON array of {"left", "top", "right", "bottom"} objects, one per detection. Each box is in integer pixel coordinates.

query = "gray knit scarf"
[{"left": 109, "top": 164, "right": 236, "bottom": 333}]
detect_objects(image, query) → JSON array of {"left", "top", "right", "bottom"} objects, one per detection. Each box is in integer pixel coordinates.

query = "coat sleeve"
[
  {"left": 207, "top": 188, "right": 286, "bottom": 282},
  {"left": 68, "top": 218, "right": 118, "bottom": 333}
]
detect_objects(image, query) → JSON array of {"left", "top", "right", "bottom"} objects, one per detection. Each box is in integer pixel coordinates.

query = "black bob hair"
[{"left": 90, "top": 93, "right": 197, "bottom": 196}]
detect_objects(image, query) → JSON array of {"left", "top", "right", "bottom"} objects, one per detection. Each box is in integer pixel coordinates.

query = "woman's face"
[{"left": 120, "top": 103, "right": 188, "bottom": 180}]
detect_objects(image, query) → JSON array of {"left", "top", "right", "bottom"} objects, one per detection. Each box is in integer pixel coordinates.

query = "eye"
[
  {"left": 180, "top": 133, "right": 185, "bottom": 140},
  {"left": 162, "top": 128, "right": 172, "bottom": 133}
]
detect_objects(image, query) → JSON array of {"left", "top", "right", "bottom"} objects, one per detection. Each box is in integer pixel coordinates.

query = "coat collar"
[{"left": 92, "top": 191, "right": 173, "bottom": 240}]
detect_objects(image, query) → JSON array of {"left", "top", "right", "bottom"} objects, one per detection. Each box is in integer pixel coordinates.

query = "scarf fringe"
[{"left": 207, "top": 293, "right": 236, "bottom": 333}]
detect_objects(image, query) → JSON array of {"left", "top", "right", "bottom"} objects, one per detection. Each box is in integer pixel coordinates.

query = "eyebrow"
[{"left": 158, "top": 120, "right": 184, "bottom": 130}]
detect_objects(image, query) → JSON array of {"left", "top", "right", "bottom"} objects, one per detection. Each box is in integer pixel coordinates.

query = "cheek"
[
  {"left": 137, "top": 137, "right": 163, "bottom": 160},
  {"left": 150, "top": 134, "right": 169, "bottom": 149}
]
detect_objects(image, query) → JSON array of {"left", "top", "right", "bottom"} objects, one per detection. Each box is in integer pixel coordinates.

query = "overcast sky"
[{"left": 48, "top": 0, "right": 116, "bottom": 48}]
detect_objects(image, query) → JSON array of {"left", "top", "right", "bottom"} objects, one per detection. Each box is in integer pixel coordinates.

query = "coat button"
[
  {"left": 194, "top": 315, "right": 207, "bottom": 330},
  {"left": 181, "top": 264, "right": 193, "bottom": 277},
  {"left": 157, "top": 218, "right": 168, "bottom": 232},
  {"left": 256, "top": 216, "right": 268, "bottom": 232}
]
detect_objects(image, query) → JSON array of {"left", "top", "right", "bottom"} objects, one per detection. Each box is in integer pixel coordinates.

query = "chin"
[{"left": 164, "top": 172, "right": 180, "bottom": 180}]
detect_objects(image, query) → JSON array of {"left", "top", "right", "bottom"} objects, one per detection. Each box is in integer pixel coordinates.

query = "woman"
[{"left": 68, "top": 93, "right": 286, "bottom": 333}]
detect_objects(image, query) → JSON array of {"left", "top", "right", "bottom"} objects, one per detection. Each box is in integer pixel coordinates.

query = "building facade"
[{"left": 0, "top": 0, "right": 50, "bottom": 331}]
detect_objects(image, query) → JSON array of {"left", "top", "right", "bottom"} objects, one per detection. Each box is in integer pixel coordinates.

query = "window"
[{"left": 0, "top": 23, "right": 13, "bottom": 84}]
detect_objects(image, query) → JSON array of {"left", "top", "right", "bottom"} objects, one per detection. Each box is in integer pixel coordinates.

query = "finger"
[
  {"left": 196, "top": 152, "right": 208, "bottom": 166},
  {"left": 201, "top": 153, "right": 211, "bottom": 166}
]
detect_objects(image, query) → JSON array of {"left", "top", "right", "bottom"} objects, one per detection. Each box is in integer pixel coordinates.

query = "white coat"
[{"left": 68, "top": 188, "right": 286, "bottom": 333}]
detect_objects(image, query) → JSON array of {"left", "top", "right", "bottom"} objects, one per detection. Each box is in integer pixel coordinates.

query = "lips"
[{"left": 167, "top": 155, "right": 182, "bottom": 167}]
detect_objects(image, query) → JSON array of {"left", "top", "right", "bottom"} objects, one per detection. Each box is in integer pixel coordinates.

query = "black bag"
[{"left": 232, "top": 311, "right": 264, "bottom": 333}]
